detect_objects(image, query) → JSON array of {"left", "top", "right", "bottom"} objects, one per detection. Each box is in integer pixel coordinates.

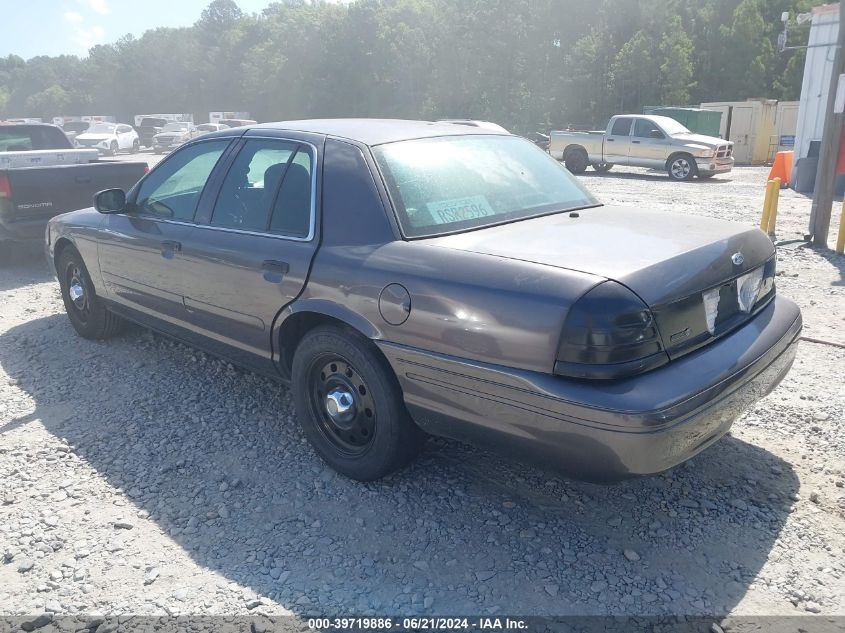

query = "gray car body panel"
[{"left": 46, "top": 119, "right": 801, "bottom": 481}]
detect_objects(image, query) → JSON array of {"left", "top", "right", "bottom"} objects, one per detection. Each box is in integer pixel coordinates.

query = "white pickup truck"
[{"left": 549, "top": 114, "right": 734, "bottom": 181}]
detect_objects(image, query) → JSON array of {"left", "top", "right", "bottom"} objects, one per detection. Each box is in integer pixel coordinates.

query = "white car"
[
  {"left": 195, "top": 123, "right": 229, "bottom": 135},
  {"left": 74, "top": 123, "right": 140, "bottom": 155}
]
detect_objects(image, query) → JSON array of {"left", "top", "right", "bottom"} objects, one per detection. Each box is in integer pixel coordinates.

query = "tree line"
[{"left": 0, "top": 0, "right": 813, "bottom": 136}]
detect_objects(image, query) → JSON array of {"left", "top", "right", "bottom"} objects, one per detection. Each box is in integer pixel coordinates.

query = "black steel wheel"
[
  {"left": 57, "top": 247, "right": 125, "bottom": 340},
  {"left": 307, "top": 355, "right": 377, "bottom": 455},
  {"left": 292, "top": 325, "right": 423, "bottom": 480}
]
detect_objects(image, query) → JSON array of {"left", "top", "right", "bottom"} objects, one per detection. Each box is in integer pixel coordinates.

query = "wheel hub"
[
  {"left": 69, "top": 280, "right": 85, "bottom": 304},
  {"left": 325, "top": 389, "right": 356, "bottom": 426}
]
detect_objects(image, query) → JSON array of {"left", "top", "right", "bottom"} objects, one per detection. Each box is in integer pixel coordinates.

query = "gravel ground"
[{"left": 0, "top": 166, "right": 844, "bottom": 620}]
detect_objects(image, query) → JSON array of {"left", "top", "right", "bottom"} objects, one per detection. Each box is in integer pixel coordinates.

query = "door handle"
[
  {"left": 632, "top": 140, "right": 641, "bottom": 144},
  {"left": 161, "top": 240, "right": 181, "bottom": 259},
  {"left": 262, "top": 259, "right": 289, "bottom": 283},
  {"left": 607, "top": 138, "right": 615, "bottom": 142}
]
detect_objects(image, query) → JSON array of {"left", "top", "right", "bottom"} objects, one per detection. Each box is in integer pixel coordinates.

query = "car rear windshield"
[
  {"left": 140, "top": 118, "right": 167, "bottom": 127},
  {"left": 0, "top": 125, "right": 73, "bottom": 151},
  {"left": 373, "top": 135, "right": 598, "bottom": 238},
  {"left": 162, "top": 123, "right": 187, "bottom": 131},
  {"left": 63, "top": 121, "right": 90, "bottom": 133}
]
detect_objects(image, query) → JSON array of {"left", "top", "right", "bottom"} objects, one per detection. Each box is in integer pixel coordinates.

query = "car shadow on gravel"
[
  {"left": 579, "top": 171, "right": 733, "bottom": 184},
  {"left": 0, "top": 314, "right": 800, "bottom": 616},
  {"left": 0, "top": 242, "right": 52, "bottom": 292}
]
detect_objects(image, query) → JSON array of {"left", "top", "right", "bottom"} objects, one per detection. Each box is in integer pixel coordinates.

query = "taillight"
[
  {"left": 555, "top": 281, "right": 668, "bottom": 380},
  {"left": 143, "top": 164, "right": 150, "bottom": 174},
  {"left": 0, "top": 175, "right": 10, "bottom": 199}
]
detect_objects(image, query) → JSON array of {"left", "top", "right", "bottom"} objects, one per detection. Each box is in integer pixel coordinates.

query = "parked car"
[
  {"left": 135, "top": 117, "right": 169, "bottom": 148},
  {"left": 196, "top": 123, "right": 230, "bottom": 135},
  {"left": 60, "top": 120, "right": 91, "bottom": 143},
  {"left": 151, "top": 122, "right": 198, "bottom": 153},
  {"left": 0, "top": 124, "right": 146, "bottom": 242},
  {"left": 217, "top": 118, "right": 258, "bottom": 128},
  {"left": 438, "top": 119, "right": 510, "bottom": 133},
  {"left": 75, "top": 122, "right": 140, "bottom": 155},
  {"left": 549, "top": 114, "right": 734, "bottom": 181},
  {"left": 46, "top": 120, "right": 801, "bottom": 483}
]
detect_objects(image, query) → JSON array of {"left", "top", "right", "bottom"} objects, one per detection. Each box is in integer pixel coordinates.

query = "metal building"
[{"left": 793, "top": 3, "right": 841, "bottom": 164}]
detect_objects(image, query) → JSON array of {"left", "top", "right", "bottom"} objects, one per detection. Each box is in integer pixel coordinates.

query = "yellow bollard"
[
  {"left": 760, "top": 179, "right": 776, "bottom": 231},
  {"left": 836, "top": 198, "right": 845, "bottom": 255},
  {"left": 766, "top": 177, "right": 781, "bottom": 236}
]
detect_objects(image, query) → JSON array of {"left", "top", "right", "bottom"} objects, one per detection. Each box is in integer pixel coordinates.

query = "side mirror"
[
  {"left": 649, "top": 130, "right": 665, "bottom": 139},
  {"left": 94, "top": 188, "right": 126, "bottom": 214}
]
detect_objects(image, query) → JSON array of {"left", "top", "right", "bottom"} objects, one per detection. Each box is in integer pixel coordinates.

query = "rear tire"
[
  {"left": 564, "top": 148, "right": 589, "bottom": 174},
  {"left": 57, "top": 247, "right": 125, "bottom": 340},
  {"left": 292, "top": 325, "right": 424, "bottom": 481},
  {"left": 667, "top": 154, "right": 697, "bottom": 181}
]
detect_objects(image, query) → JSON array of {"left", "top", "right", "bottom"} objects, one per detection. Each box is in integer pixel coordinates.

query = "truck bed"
[{"left": 1, "top": 161, "right": 147, "bottom": 241}]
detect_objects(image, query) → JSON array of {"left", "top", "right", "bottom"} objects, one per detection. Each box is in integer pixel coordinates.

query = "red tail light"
[
  {"left": 144, "top": 165, "right": 150, "bottom": 174},
  {"left": 0, "top": 175, "right": 10, "bottom": 199}
]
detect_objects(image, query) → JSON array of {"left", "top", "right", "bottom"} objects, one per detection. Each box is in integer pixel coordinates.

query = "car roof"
[{"left": 240, "top": 118, "right": 512, "bottom": 146}]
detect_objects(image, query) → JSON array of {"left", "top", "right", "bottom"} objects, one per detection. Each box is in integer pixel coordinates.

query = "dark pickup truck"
[{"left": 0, "top": 124, "right": 148, "bottom": 242}]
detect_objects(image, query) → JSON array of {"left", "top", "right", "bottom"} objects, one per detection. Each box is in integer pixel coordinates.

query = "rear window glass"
[
  {"left": 0, "top": 126, "right": 72, "bottom": 151},
  {"left": 373, "top": 135, "right": 597, "bottom": 238}
]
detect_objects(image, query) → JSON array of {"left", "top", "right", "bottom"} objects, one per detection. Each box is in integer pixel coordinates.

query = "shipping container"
[
  {"left": 700, "top": 99, "right": 777, "bottom": 165},
  {"left": 770, "top": 101, "right": 800, "bottom": 161}
]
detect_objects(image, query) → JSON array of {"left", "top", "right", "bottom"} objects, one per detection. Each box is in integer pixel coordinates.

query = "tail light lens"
[
  {"left": 0, "top": 175, "right": 10, "bottom": 199},
  {"left": 555, "top": 281, "right": 668, "bottom": 380}
]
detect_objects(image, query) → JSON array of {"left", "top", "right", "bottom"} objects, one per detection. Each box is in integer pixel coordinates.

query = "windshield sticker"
[{"left": 426, "top": 195, "right": 494, "bottom": 224}]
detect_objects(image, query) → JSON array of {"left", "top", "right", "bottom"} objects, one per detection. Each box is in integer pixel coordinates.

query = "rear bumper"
[
  {"left": 696, "top": 156, "right": 735, "bottom": 175},
  {"left": 378, "top": 296, "right": 801, "bottom": 482}
]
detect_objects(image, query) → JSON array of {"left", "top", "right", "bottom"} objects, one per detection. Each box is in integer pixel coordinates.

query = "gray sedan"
[{"left": 45, "top": 120, "right": 802, "bottom": 482}]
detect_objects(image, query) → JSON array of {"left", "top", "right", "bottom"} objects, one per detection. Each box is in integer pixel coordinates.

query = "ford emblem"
[{"left": 731, "top": 252, "right": 744, "bottom": 266}]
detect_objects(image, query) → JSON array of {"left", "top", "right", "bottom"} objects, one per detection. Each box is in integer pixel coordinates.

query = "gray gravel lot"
[{"left": 0, "top": 166, "right": 843, "bottom": 619}]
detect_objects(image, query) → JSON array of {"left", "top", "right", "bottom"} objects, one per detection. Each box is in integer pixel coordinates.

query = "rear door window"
[
  {"left": 610, "top": 118, "right": 634, "bottom": 137},
  {"left": 210, "top": 139, "right": 313, "bottom": 237}
]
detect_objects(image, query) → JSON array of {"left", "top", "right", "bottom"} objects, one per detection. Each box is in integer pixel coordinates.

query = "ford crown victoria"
[{"left": 45, "top": 119, "right": 801, "bottom": 481}]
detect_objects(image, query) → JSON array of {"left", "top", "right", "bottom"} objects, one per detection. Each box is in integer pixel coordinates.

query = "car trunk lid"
[{"left": 427, "top": 205, "right": 776, "bottom": 360}]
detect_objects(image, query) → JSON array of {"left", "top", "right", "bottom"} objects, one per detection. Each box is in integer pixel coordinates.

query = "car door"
[
  {"left": 177, "top": 136, "right": 319, "bottom": 371},
  {"left": 604, "top": 117, "right": 634, "bottom": 165},
  {"left": 631, "top": 118, "right": 672, "bottom": 168},
  {"left": 97, "top": 139, "right": 233, "bottom": 328}
]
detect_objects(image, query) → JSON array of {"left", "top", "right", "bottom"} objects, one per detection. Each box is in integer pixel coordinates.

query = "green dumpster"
[{"left": 642, "top": 107, "right": 722, "bottom": 137}]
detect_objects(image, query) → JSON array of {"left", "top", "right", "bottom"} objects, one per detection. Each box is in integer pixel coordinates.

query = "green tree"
[{"left": 658, "top": 16, "right": 695, "bottom": 104}]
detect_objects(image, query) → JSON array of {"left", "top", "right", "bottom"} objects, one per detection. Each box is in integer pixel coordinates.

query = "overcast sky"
[{"left": 0, "top": 0, "right": 279, "bottom": 59}]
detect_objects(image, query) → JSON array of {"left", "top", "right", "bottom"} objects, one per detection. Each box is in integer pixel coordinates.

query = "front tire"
[
  {"left": 292, "top": 325, "right": 423, "bottom": 481},
  {"left": 57, "top": 247, "right": 125, "bottom": 340},
  {"left": 108, "top": 141, "right": 118, "bottom": 156},
  {"left": 667, "top": 154, "right": 697, "bottom": 181}
]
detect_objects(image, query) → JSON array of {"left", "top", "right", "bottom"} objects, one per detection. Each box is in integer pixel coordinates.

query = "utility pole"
[{"left": 810, "top": 1, "right": 845, "bottom": 247}]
